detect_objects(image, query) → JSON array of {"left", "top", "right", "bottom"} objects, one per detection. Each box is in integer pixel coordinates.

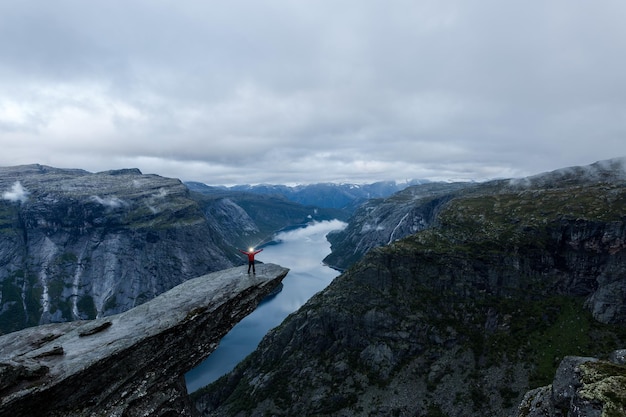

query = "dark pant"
[{"left": 248, "top": 261, "right": 255, "bottom": 273}]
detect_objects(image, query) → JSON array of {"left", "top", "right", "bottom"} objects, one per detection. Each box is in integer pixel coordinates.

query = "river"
[{"left": 184, "top": 219, "right": 347, "bottom": 393}]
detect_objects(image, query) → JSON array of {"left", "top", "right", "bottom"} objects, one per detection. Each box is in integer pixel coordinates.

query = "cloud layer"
[{"left": 1, "top": 1, "right": 625, "bottom": 184}]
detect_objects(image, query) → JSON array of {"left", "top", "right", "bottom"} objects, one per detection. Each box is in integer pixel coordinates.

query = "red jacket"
[{"left": 239, "top": 248, "right": 263, "bottom": 261}]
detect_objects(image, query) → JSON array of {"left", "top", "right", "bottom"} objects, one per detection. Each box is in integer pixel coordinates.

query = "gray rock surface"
[
  {"left": 552, "top": 356, "right": 598, "bottom": 410},
  {"left": 323, "top": 181, "right": 474, "bottom": 270},
  {"left": 513, "top": 353, "right": 626, "bottom": 417},
  {"left": 0, "top": 164, "right": 242, "bottom": 332},
  {"left": 0, "top": 263, "right": 288, "bottom": 417},
  {"left": 515, "top": 386, "right": 555, "bottom": 417}
]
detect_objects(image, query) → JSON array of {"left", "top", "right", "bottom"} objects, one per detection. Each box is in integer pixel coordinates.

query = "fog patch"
[
  {"left": 153, "top": 188, "right": 168, "bottom": 198},
  {"left": 595, "top": 157, "right": 626, "bottom": 175},
  {"left": 508, "top": 177, "right": 532, "bottom": 188},
  {"left": 91, "top": 195, "right": 125, "bottom": 208},
  {"left": 143, "top": 188, "right": 169, "bottom": 215},
  {"left": 275, "top": 220, "right": 347, "bottom": 243},
  {"left": 508, "top": 157, "right": 626, "bottom": 189},
  {"left": 2, "top": 181, "right": 29, "bottom": 203},
  {"left": 361, "top": 223, "right": 385, "bottom": 233}
]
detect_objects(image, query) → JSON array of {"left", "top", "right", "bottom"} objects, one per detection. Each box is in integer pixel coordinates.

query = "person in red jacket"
[{"left": 239, "top": 247, "right": 263, "bottom": 274}]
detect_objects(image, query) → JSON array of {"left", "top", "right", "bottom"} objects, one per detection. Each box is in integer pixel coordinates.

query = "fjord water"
[{"left": 185, "top": 219, "right": 347, "bottom": 393}]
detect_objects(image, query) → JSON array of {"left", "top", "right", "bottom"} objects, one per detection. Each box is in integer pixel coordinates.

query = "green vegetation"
[
  {"left": 0, "top": 270, "right": 41, "bottom": 333},
  {"left": 476, "top": 295, "right": 596, "bottom": 387},
  {"left": 23, "top": 273, "right": 43, "bottom": 328},
  {"left": 0, "top": 201, "right": 19, "bottom": 235},
  {"left": 0, "top": 278, "right": 27, "bottom": 334},
  {"left": 123, "top": 199, "right": 204, "bottom": 230},
  {"left": 221, "top": 375, "right": 258, "bottom": 415},
  {"left": 77, "top": 295, "right": 97, "bottom": 319},
  {"left": 387, "top": 181, "right": 626, "bottom": 390},
  {"left": 436, "top": 183, "right": 626, "bottom": 249},
  {"left": 525, "top": 298, "right": 592, "bottom": 386},
  {"left": 426, "top": 403, "right": 448, "bottom": 417}
]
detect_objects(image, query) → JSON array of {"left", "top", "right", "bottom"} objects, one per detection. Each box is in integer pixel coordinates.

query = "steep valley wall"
[
  {"left": 194, "top": 160, "right": 626, "bottom": 417},
  {"left": 0, "top": 165, "right": 241, "bottom": 333}
]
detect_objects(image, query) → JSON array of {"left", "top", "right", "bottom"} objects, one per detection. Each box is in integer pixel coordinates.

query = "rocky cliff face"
[
  {"left": 324, "top": 157, "right": 626, "bottom": 273},
  {"left": 323, "top": 181, "right": 475, "bottom": 270},
  {"left": 0, "top": 263, "right": 289, "bottom": 417},
  {"left": 0, "top": 165, "right": 244, "bottom": 333},
  {"left": 194, "top": 158, "right": 626, "bottom": 417}
]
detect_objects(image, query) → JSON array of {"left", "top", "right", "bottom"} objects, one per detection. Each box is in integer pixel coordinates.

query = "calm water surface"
[{"left": 185, "top": 219, "right": 346, "bottom": 393}]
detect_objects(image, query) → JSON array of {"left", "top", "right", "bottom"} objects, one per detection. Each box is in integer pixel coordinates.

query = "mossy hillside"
[
  {"left": 120, "top": 197, "right": 205, "bottom": 230},
  {"left": 0, "top": 201, "right": 20, "bottom": 235},
  {"left": 322, "top": 181, "right": 476, "bottom": 271},
  {"left": 394, "top": 182, "right": 626, "bottom": 293},
  {"left": 436, "top": 183, "right": 626, "bottom": 246},
  {"left": 476, "top": 295, "right": 626, "bottom": 387},
  {"left": 385, "top": 183, "right": 626, "bottom": 385},
  {"left": 195, "top": 235, "right": 626, "bottom": 416},
  {"left": 384, "top": 184, "right": 626, "bottom": 350},
  {"left": 0, "top": 270, "right": 42, "bottom": 334},
  {"left": 363, "top": 242, "right": 626, "bottom": 387}
]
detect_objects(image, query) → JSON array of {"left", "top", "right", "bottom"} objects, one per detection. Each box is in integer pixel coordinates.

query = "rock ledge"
[{"left": 0, "top": 263, "right": 288, "bottom": 417}]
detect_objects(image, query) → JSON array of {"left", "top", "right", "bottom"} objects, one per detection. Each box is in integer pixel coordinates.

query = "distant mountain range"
[{"left": 187, "top": 180, "right": 430, "bottom": 211}]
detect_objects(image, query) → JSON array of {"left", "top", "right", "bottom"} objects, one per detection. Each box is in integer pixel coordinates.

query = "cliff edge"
[
  {"left": 0, "top": 263, "right": 289, "bottom": 417},
  {"left": 0, "top": 164, "right": 242, "bottom": 332}
]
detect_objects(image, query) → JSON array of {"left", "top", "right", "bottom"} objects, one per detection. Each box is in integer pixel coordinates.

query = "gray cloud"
[{"left": 0, "top": 0, "right": 625, "bottom": 185}]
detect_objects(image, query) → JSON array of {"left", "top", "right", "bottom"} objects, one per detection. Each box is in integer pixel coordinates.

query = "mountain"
[
  {"left": 201, "top": 180, "right": 428, "bottom": 212},
  {"left": 193, "top": 158, "right": 626, "bottom": 417},
  {"left": 324, "top": 158, "right": 626, "bottom": 271},
  {"left": 186, "top": 181, "right": 348, "bottom": 250},
  {"left": 0, "top": 165, "right": 328, "bottom": 335},
  {"left": 323, "top": 181, "right": 477, "bottom": 270}
]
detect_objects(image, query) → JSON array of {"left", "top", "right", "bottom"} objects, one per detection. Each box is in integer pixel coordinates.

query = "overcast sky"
[{"left": 0, "top": 1, "right": 624, "bottom": 185}]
